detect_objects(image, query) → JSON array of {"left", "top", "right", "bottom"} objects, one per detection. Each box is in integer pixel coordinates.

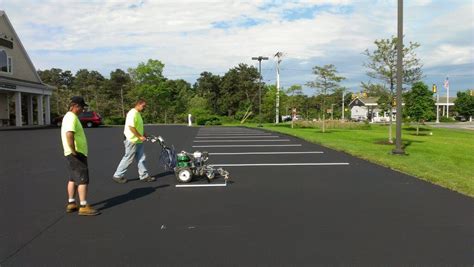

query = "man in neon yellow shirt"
[
  {"left": 61, "top": 96, "right": 99, "bottom": 216},
  {"left": 112, "top": 99, "right": 155, "bottom": 183}
]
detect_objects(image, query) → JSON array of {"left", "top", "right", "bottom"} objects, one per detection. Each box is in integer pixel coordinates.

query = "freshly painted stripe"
[
  {"left": 193, "top": 139, "right": 290, "bottom": 142},
  {"left": 197, "top": 134, "right": 271, "bottom": 136},
  {"left": 209, "top": 163, "right": 350, "bottom": 167},
  {"left": 197, "top": 133, "right": 272, "bottom": 136},
  {"left": 208, "top": 151, "right": 324, "bottom": 155},
  {"left": 175, "top": 183, "right": 227, "bottom": 188},
  {"left": 195, "top": 136, "right": 279, "bottom": 139},
  {"left": 192, "top": 144, "right": 302, "bottom": 147}
]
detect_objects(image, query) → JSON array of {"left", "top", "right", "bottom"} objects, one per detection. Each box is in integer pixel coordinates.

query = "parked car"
[
  {"left": 455, "top": 115, "right": 467, "bottom": 122},
  {"left": 281, "top": 115, "right": 302, "bottom": 122},
  {"left": 53, "top": 111, "right": 103, "bottom": 128},
  {"left": 282, "top": 115, "right": 292, "bottom": 122}
]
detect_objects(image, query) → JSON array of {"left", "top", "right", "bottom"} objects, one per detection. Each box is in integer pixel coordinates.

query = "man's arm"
[
  {"left": 128, "top": 126, "right": 146, "bottom": 142},
  {"left": 66, "top": 131, "right": 77, "bottom": 155}
]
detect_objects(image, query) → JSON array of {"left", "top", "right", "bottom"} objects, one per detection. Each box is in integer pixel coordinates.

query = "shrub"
[
  {"left": 439, "top": 117, "right": 456, "bottom": 123},
  {"left": 197, "top": 115, "right": 222, "bottom": 126},
  {"left": 293, "top": 119, "right": 371, "bottom": 130},
  {"left": 104, "top": 116, "right": 125, "bottom": 125}
]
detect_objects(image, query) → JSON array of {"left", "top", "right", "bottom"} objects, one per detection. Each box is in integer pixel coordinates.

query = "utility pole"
[
  {"left": 392, "top": 0, "right": 405, "bottom": 155},
  {"left": 274, "top": 52, "right": 283, "bottom": 124},
  {"left": 252, "top": 56, "right": 269, "bottom": 127}
]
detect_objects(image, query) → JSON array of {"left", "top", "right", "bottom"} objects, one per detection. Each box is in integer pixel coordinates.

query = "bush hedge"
[
  {"left": 104, "top": 116, "right": 125, "bottom": 125},
  {"left": 196, "top": 115, "right": 222, "bottom": 126}
]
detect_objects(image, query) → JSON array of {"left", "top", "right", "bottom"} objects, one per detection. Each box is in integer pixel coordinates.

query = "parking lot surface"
[{"left": 1, "top": 125, "right": 473, "bottom": 265}]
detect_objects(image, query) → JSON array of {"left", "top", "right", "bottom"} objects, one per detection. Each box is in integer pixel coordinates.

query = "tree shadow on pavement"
[{"left": 92, "top": 184, "right": 169, "bottom": 211}]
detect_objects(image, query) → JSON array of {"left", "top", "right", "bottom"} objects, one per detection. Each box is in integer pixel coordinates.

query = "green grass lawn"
[{"left": 240, "top": 123, "right": 474, "bottom": 197}]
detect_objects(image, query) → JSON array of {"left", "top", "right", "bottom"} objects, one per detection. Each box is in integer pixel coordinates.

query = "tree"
[
  {"left": 404, "top": 82, "right": 435, "bottom": 135},
  {"left": 220, "top": 64, "right": 260, "bottom": 117},
  {"left": 306, "top": 64, "right": 345, "bottom": 132},
  {"left": 38, "top": 68, "right": 74, "bottom": 116},
  {"left": 72, "top": 69, "right": 105, "bottom": 113},
  {"left": 286, "top": 84, "right": 304, "bottom": 116},
  {"left": 360, "top": 82, "right": 392, "bottom": 124},
  {"left": 106, "top": 69, "right": 131, "bottom": 117},
  {"left": 162, "top": 79, "right": 193, "bottom": 123},
  {"left": 363, "top": 36, "right": 423, "bottom": 142},
  {"left": 360, "top": 81, "right": 389, "bottom": 97},
  {"left": 193, "top": 72, "right": 221, "bottom": 114},
  {"left": 262, "top": 84, "right": 290, "bottom": 122},
  {"left": 127, "top": 59, "right": 168, "bottom": 123},
  {"left": 376, "top": 93, "right": 391, "bottom": 124},
  {"left": 129, "top": 59, "right": 166, "bottom": 85},
  {"left": 454, "top": 90, "right": 474, "bottom": 121}
]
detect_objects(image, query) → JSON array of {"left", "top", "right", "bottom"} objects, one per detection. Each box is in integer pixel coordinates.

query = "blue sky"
[{"left": 1, "top": 0, "right": 472, "bottom": 95}]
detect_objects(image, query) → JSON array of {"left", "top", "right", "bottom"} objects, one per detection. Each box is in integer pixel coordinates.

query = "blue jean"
[{"left": 113, "top": 140, "right": 149, "bottom": 179}]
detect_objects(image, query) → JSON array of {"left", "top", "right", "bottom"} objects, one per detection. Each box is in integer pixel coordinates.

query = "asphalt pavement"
[{"left": 1, "top": 125, "right": 473, "bottom": 266}]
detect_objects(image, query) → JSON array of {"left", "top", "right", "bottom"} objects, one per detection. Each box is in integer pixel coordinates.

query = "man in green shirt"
[
  {"left": 61, "top": 96, "right": 99, "bottom": 216},
  {"left": 112, "top": 99, "right": 155, "bottom": 183}
]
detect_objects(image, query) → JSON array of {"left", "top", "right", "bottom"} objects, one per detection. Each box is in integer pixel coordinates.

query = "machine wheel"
[
  {"left": 86, "top": 121, "right": 93, "bottom": 128},
  {"left": 176, "top": 168, "right": 192, "bottom": 183}
]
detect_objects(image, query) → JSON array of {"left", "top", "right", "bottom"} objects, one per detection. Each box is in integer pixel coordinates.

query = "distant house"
[
  {"left": 350, "top": 95, "right": 458, "bottom": 122},
  {"left": 0, "top": 10, "right": 53, "bottom": 127},
  {"left": 349, "top": 97, "right": 397, "bottom": 122}
]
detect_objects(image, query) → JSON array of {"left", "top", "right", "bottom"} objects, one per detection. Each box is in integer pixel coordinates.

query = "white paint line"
[
  {"left": 175, "top": 183, "right": 227, "bottom": 188},
  {"left": 193, "top": 139, "right": 290, "bottom": 142},
  {"left": 209, "top": 163, "right": 350, "bottom": 167},
  {"left": 193, "top": 144, "right": 302, "bottom": 147},
  {"left": 196, "top": 136, "right": 279, "bottom": 139},
  {"left": 209, "top": 151, "right": 324, "bottom": 155},
  {"left": 198, "top": 131, "right": 262, "bottom": 132},
  {"left": 197, "top": 133, "right": 272, "bottom": 136}
]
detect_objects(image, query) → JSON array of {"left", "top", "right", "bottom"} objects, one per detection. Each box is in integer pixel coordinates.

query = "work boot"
[
  {"left": 78, "top": 205, "right": 100, "bottom": 216},
  {"left": 140, "top": 175, "right": 156, "bottom": 182},
  {"left": 112, "top": 176, "right": 127, "bottom": 184},
  {"left": 66, "top": 202, "right": 78, "bottom": 213}
]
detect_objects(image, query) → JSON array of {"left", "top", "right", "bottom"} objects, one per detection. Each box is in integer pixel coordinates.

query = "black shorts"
[{"left": 65, "top": 153, "right": 89, "bottom": 185}]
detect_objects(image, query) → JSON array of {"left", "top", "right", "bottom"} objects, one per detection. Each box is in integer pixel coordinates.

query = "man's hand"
[
  {"left": 129, "top": 126, "right": 146, "bottom": 142},
  {"left": 66, "top": 131, "right": 77, "bottom": 155}
]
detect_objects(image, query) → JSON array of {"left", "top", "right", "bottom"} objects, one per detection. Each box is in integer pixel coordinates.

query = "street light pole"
[
  {"left": 252, "top": 56, "right": 269, "bottom": 127},
  {"left": 392, "top": 0, "right": 405, "bottom": 155}
]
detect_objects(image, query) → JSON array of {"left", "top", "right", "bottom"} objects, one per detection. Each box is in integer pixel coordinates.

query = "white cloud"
[
  {"left": 426, "top": 44, "right": 474, "bottom": 66},
  {"left": 1, "top": 0, "right": 472, "bottom": 90}
]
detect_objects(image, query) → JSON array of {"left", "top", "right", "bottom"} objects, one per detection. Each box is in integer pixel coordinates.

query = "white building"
[
  {"left": 435, "top": 96, "right": 456, "bottom": 117},
  {"left": 349, "top": 97, "right": 396, "bottom": 122},
  {"left": 0, "top": 10, "right": 53, "bottom": 127},
  {"left": 350, "top": 95, "right": 458, "bottom": 122}
]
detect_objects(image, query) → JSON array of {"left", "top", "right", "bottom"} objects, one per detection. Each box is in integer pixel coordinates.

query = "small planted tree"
[
  {"left": 404, "top": 82, "right": 435, "bottom": 135},
  {"left": 377, "top": 93, "right": 391, "bottom": 125},
  {"left": 306, "top": 64, "right": 345, "bottom": 132},
  {"left": 363, "top": 36, "right": 423, "bottom": 142}
]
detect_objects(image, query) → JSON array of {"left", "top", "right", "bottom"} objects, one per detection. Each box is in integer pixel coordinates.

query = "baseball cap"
[{"left": 70, "top": 96, "right": 88, "bottom": 107}]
